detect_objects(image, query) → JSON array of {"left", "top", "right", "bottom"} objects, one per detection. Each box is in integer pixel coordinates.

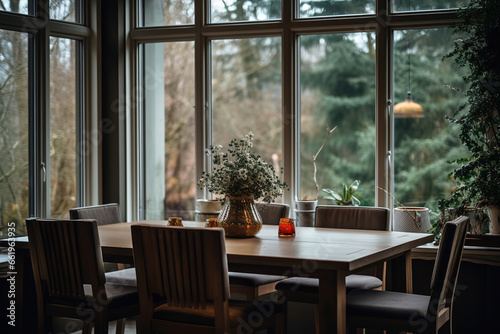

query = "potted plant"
[
  {"left": 295, "top": 125, "right": 336, "bottom": 226},
  {"left": 440, "top": 0, "right": 500, "bottom": 234},
  {"left": 198, "top": 132, "right": 288, "bottom": 237},
  {"left": 322, "top": 180, "right": 361, "bottom": 206}
]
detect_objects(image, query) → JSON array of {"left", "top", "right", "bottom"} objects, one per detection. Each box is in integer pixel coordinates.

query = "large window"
[
  {"left": 299, "top": 32, "right": 376, "bottom": 203},
  {"left": 142, "top": 41, "right": 195, "bottom": 220},
  {"left": 133, "top": 0, "right": 463, "bottom": 222},
  {"left": 0, "top": 0, "right": 91, "bottom": 236},
  {"left": 393, "top": 28, "right": 469, "bottom": 209},
  {"left": 211, "top": 37, "right": 283, "bottom": 169}
]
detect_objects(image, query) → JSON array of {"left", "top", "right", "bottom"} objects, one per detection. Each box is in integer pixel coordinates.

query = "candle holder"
[
  {"left": 278, "top": 218, "right": 295, "bottom": 237},
  {"left": 205, "top": 218, "right": 218, "bottom": 228},
  {"left": 167, "top": 217, "right": 183, "bottom": 226}
]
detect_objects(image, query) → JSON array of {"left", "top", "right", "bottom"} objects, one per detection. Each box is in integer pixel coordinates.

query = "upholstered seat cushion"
[
  {"left": 154, "top": 300, "right": 283, "bottom": 328},
  {"left": 275, "top": 274, "right": 382, "bottom": 295},
  {"left": 105, "top": 267, "right": 137, "bottom": 286},
  {"left": 49, "top": 283, "right": 139, "bottom": 309},
  {"left": 229, "top": 272, "right": 285, "bottom": 287},
  {"left": 347, "top": 289, "right": 430, "bottom": 330}
]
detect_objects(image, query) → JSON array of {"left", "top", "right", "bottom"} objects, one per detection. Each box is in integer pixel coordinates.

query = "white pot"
[
  {"left": 195, "top": 199, "right": 222, "bottom": 222},
  {"left": 487, "top": 205, "right": 500, "bottom": 234},
  {"left": 294, "top": 200, "right": 318, "bottom": 227},
  {"left": 393, "top": 207, "right": 431, "bottom": 233}
]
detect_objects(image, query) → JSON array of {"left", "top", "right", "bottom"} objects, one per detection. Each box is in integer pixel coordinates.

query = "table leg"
[
  {"left": 317, "top": 270, "right": 347, "bottom": 334},
  {"left": 390, "top": 251, "right": 413, "bottom": 293}
]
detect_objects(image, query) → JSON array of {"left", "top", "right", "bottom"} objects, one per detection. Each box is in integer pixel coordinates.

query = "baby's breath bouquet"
[{"left": 198, "top": 132, "right": 288, "bottom": 203}]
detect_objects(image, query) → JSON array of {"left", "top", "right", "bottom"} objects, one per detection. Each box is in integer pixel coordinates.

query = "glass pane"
[
  {"left": 50, "top": 0, "right": 79, "bottom": 23},
  {"left": 211, "top": 0, "right": 281, "bottom": 23},
  {"left": 0, "top": 0, "right": 30, "bottom": 15},
  {"left": 140, "top": 0, "right": 194, "bottom": 27},
  {"left": 50, "top": 37, "right": 77, "bottom": 217},
  {"left": 144, "top": 41, "right": 195, "bottom": 220},
  {"left": 211, "top": 37, "right": 283, "bottom": 196},
  {"left": 299, "top": 33, "right": 376, "bottom": 204},
  {"left": 393, "top": 0, "right": 463, "bottom": 12},
  {"left": 0, "top": 30, "right": 29, "bottom": 237},
  {"left": 393, "top": 28, "right": 469, "bottom": 211},
  {"left": 299, "top": 0, "right": 375, "bottom": 18}
]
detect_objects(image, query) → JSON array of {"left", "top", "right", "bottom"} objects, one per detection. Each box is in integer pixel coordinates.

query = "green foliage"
[
  {"left": 442, "top": 0, "right": 500, "bottom": 209},
  {"left": 198, "top": 132, "right": 288, "bottom": 203},
  {"left": 323, "top": 180, "right": 361, "bottom": 206}
]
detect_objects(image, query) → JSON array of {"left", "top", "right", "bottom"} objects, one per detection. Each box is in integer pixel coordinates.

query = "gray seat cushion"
[
  {"left": 105, "top": 267, "right": 137, "bottom": 286},
  {"left": 275, "top": 274, "right": 382, "bottom": 294},
  {"left": 347, "top": 289, "right": 430, "bottom": 330},
  {"left": 229, "top": 272, "right": 285, "bottom": 287}
]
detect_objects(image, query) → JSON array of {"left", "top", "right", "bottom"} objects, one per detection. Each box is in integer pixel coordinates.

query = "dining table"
[
  {"left": 97, "top": 220, "right": 434, "bottom": 334},
  {"left": 1, "top": 220, "right": 433, "bottom": 333}
]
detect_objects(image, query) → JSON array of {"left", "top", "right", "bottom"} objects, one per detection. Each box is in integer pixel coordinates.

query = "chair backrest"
[
  {"left": 429, "top": 215, "right": 468, "bottom": 314},
  {"left": 26, "top": 218, "right": 106, "bottom": 302},
  {"left": 256, "top": 203, "right": 291, "bottom": 225},
  {"left": 315, "top": 205, "right": 390, "bottom": 231},
  {"left": 132, "top": 225, "right": 230, "bottom": 311},
  {"left": 69, "top": 203, "right": 121, "bottom": 226}
]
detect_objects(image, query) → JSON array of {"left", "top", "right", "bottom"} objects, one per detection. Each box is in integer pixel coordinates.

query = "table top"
[{"left": 98, "top": 220, "right": 434, "bottom": 273}]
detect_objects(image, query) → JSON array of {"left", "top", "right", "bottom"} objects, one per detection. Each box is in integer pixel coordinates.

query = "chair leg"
[
  {"left": 82, "top": 321, "right": 92, "bottom": 334},
  {"left": 115, "top": 318, "right": 127, "bottom": 334},
  {"left": 93, "top": 312, "right": 109, "bottom": 334},
  {"left": 314, "top": 305, "right": 320, "bottom": 334}
]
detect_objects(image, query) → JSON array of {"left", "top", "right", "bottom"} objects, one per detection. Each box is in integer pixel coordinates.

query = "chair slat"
[
  {"left": 194, "top": 230, "right": 206, "bottom": 309},
  {"left": 163, "top": 229, "right": 178, "bottom": 306}
]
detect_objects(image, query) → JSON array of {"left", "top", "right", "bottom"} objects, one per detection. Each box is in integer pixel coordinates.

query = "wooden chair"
[
  {"left": 275, "top": 205, "right": 389, "bottom": 332},
  {"left": 228, "top": 202, "right": 290, "bottom": 301},
  {"left": 26, "top": 218, "right": 140, "bottom": 334},
  {"left": 131, "top": 224, "right": 286, "bottom": 334},
  {"left": 70, "top": 203, "right": 136, "bottom": 286},
  {"left": 346, "top": 216, "right": 469, "bottom": 333}
]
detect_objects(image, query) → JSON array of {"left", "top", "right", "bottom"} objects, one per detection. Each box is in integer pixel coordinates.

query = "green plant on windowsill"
[
  {"left": 322, "top": 180, "right": 361, "bottom": 206},
  {"left": 438, "top": 0, "right": 500, "bottom": 235}
]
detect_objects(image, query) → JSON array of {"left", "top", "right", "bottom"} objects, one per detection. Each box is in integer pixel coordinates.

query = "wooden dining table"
[{"left": 97, "top": 220, "right": 434, "bottom": 334}]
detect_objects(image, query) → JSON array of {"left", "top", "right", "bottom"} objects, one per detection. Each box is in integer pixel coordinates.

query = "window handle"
[{"left": 41, "top": 162, "right": 46, "bottom": 183}]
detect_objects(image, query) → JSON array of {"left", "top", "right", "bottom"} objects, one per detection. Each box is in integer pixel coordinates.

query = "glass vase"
[{"left": 217, "top": 195, "right": 263, "bottom": 238}]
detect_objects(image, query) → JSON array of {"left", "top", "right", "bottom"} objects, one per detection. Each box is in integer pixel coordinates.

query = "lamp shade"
[{"left": 394, "top": 91, "right": 424, "bottom": 118}]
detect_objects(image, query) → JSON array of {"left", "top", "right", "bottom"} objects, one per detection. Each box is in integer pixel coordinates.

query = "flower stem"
[{"left": 313, "top": 126, "right": 336, "bottom": 200}]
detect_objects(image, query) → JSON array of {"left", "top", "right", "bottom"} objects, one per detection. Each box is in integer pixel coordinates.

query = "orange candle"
[
  {"left": 205, "top": 218, "right": 218, "bottom": 228},
  {"left": 167, "top": 217, "right": 183, "bottom": 226},
  {"left": 278, "top": 218, "right": 295, "bottom": 237}
]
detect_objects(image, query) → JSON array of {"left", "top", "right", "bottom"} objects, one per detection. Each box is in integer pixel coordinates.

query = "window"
[
  {"left": 392, "top": 0, "right": 463, "bottom": 12},
  {"left": 50, "top": 0, "right": 81, "bottom": 23},
  {"left": 0, "top": 30, "right": 29, "bottom": 235},
  {"left": 298, "top": 0, "right": 375, "bottom": 18},
  {"left": 210, "top": 0, "right": 282, "bottom": 22},
  {"left": 299, "top": 32, "right": 376, "bottom": 203},
  {"left": 138, "top": 0, "right": 194, "bottom": 27},
  {"left": 392, "top": 28, "right": 469, "bottom": 208},
  {"left": 211, "top": 37, "right": 283, "bottom": 169},
  {"left": 49, "top": 37, "right": 80, "bottom": 217},
  {"left": 0, "top": 0, "right": 31, "bottom": 15},
  {"left": 142, "top": 41, "right": 195, "bottom": 220},
  {"left": 0, "top": 1, "right": 92, "bottom": 236},
  {"left": 132, "top": 0, "right": 462, "bottom": 221}
]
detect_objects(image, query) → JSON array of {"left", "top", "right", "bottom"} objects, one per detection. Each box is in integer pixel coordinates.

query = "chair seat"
[
  {"left": 275, "top": 274, "right": 382, "bottom": 294},
  {"left": 154, "top": 300, "right": 283, "bottom": 328},
  {"left": 347, "top": 289, "right": 430, "bottom": 330},
  {"left": 105, "top": 267, "right": 137, "bottom": 286},
  {"left": 49, "top": 283, "right": 139, "bottom": 309},
  {"left": 229, "top": 272, "right": 285, "bottom": 287}
]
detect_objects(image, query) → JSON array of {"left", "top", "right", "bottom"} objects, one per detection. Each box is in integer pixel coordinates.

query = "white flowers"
[{"left": 198, "top": 132, "right": 288, "bottom": 203}]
